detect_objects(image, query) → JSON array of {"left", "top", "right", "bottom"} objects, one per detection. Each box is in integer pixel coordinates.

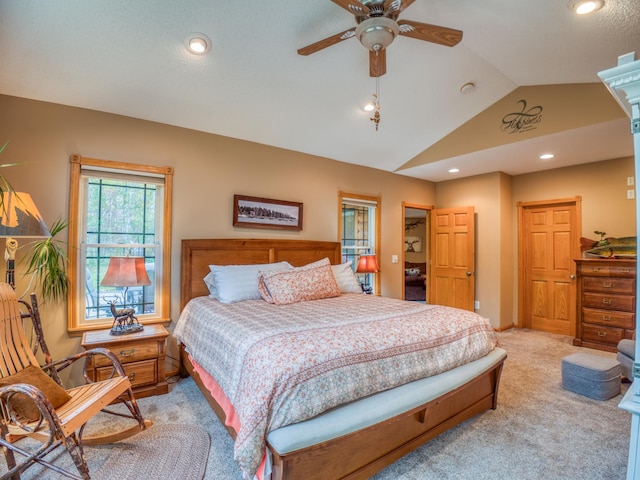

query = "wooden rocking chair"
[{"left": 0, "top": 283, "right": 152, "bottom": 479}]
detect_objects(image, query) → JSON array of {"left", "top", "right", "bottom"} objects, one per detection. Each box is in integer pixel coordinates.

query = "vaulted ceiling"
[{"left": 0, "top": 0, "right": 638, "bottom": 182}]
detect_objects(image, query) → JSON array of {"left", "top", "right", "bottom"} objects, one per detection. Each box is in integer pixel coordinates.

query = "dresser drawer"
[
  {"left": 582, "top": 308, "right": 635, "bottom": 329},
  {"left": 582, "top": 292, "right": 635, "bottom": 312},
  {"left": 95, "top": 359, "right": 158, "bottom": 388},
  {"left": 580, "top": 263, "right": 636, "bottom": 277},
  {"left": 581, "top": 323, "right": 625, "bottom": 347},
  {"left": 582, "top": 276, "right": 635, "bottom": 294},
  {"left": 90, "top": 341, "right": 160, "bottom": 367}
]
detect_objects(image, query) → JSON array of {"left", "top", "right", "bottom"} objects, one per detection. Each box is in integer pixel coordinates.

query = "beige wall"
[
  {"left": 512, "top": 156, "right": 636, "bottom": 239},
  {"left": 0, "top": 94, "right": 436, "bottom": 370}
]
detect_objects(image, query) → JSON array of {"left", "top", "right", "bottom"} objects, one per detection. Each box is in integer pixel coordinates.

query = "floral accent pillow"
[{"left": 259, "top": 257, "right": 341, "bottom": 305}]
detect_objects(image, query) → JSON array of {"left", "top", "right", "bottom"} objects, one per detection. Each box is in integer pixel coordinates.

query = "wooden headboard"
[{"left": 180, "top": 238, "right": 342, "bottom": 309}]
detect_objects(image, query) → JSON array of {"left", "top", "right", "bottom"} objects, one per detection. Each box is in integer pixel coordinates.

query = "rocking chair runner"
[{"left": 0, "top": 283, "right": 152, "bottom": 479}]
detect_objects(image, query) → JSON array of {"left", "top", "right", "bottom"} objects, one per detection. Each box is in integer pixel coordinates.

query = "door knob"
[
  {"left": 466, "top": 271, "right": 472, "bottom": 276},
  {"left": 569, "top": 275, "right": 576, "bottom": 280}
]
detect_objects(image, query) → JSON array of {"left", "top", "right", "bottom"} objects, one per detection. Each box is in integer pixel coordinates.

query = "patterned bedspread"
[{"left": 174, "top": 294, "right": 497, "bottom": 478}]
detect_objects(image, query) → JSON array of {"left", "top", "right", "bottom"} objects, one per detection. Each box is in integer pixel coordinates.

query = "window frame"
[
  {"left": 338, "top": 191, "right": 381, "bottom": 295},
  {"left": 67, "top": 155, "right": 173, "bottom": 334}
]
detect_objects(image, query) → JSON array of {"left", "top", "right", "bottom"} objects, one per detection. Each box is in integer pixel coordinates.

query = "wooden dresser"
[
  {"left": 81, "top": 324, "right": 169, "bottom": 399},
  {"left": 574, "top": 258, "right": 636, "bottom": 352}
]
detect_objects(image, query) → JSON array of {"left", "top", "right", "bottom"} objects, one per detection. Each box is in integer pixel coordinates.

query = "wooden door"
[
  {"left": 518, "top": 198, "right": 581, "bottom": 336},
  {"left": 430, "top": 207, "right": 475, "bottom": 311}
]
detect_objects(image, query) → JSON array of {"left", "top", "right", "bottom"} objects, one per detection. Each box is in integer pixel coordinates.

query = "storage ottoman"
[{"left": 561, "top": 352, "right": 621, "bottom": 400}]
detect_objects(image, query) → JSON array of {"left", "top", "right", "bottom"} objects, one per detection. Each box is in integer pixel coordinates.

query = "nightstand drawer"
[
  {"left": 95, "top": 359, "right": 157, "bottom": 388},
  {"left": 582, "top": 292, "right": 635, "bottom": 312},
  {"left": 582, "top": 324, "right": 625, "bottom": 346},
  {"left": 81, "top": 324, "right": 169, "bottom": 399},
  {"left": 91, "top": 341, "right": 160, "bottom": 367},
  {"left": 582, "top": 276, "right": 635, "bottom": 294},
  {"left": 582, "top": 308, "right": 635, "bottom": 329}
]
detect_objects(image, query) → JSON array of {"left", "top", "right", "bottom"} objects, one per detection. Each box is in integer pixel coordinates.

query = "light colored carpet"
[{"left": 0, "top": 328, "right": 632, "bottom": 479}]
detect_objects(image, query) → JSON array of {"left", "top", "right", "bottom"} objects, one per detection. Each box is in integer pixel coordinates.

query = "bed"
[
  {"left": 176, "top": 238, "right": 506, "bottom": 480},
  {"left": 404, "top": 261, "right": 426, "bottom": 301}
]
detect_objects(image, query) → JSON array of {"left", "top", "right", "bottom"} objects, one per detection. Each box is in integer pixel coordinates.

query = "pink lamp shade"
[
  {"left": 100, "top": 256, "right": 151, "bottom": 287},
  {"left": 356, "top": 254, "right": 380, "bottom": 274}
]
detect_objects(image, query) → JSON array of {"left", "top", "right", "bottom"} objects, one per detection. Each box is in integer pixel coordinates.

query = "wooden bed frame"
[{"left": 179, "top": 238, "right": 505, "bottom": 480}]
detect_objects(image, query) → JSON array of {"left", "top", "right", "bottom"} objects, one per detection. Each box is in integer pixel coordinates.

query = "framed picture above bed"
[{"left": 233, "top": 194, "right": 303, "bottom": 231}]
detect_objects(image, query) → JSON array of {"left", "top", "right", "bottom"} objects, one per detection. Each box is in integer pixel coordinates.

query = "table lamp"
[
  {"left": 100, "top": 255, "right": 151, "bottom": 335},
  {"left": 356, "top": 254, "right": 379, "bottom": 294},
  {"left": 0, "top": 192, "right": 51, "bottom": 287}
]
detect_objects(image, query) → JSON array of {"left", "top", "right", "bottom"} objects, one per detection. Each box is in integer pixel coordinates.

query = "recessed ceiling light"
[
  {"left": 185, "top": 33, "right": 211, "bottom": 55},
  {"left": 568, "top": 0, "right": 604, "bottom": 15},
  {"left": 362, "top": 102, "right": 376, "bottom": 112},
  {"left": 459, "top": 82, "right": 475, "bottom": 94},
  {"left": 449, "top": 168, "right": 460, "bottom": 173},
  {"left": 539, "top": 153, "right": 555, "bottom": 160}
]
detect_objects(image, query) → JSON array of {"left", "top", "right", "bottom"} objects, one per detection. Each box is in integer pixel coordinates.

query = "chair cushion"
[
  {"left": 0, "top": 365, "right": 71, "bottom": 421},
  {"left": 618, "top": 339, "right": 635, "bottom": 359}
]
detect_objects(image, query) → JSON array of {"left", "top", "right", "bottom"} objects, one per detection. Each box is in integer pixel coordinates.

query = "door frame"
[
  {"left": 517, "top": 196, "right": 582, "bottom": 332},
  {"left": 401, "top": 202, "right": 433, "bottom": 301}
]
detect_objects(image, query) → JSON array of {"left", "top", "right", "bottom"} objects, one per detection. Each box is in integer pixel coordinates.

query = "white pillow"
[
  {"left": 209, "top": 261, "right": 292, "bottom": 304},
  {"left": 203, "top": 272, "right": 217, "bottom": 298},
  {"left": 331, "top": 262, "right": 362, "bottom": 294}
]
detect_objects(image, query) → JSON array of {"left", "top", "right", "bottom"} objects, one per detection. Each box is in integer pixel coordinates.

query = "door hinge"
[{"left": 632, "top": 118, "right": 640, "bottom": 135}]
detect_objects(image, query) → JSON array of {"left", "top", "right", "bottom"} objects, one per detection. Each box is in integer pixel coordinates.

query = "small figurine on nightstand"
[{"left": 108, "top": 301, "right": 144, "bottom": 336}]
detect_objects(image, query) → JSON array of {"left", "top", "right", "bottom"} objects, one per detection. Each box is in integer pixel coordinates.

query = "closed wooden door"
[
  {"left": 518, "top": 198, "right": 581, "bottom": 336},
  {"left": 430, "top": 207, "right": 475, "bottom": 311}
]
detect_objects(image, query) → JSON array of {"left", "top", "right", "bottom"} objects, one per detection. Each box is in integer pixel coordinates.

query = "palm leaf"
[{"left": 23, "top": 218, "right": 69, "bottom": 303}]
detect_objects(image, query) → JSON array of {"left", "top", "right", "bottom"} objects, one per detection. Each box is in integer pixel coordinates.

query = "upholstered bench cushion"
[
  {"left": 561, "top": 352, "right": 621, "bottom": 401},
  {"left": 618, "top": 339, "right": 635, "bottom": 359}
]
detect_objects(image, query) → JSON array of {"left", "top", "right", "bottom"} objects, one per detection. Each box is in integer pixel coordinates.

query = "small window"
[
  {"left": 67, "top": 155, "right": 173, "bottom": 333},
  {"left": 339, "top": 192, "right": 381, "bottom": 294}
]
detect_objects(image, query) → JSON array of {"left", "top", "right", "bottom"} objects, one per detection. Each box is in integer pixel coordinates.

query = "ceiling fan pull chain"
[{"left": 370, "top": 52, "right": 382, "bottom": 131}]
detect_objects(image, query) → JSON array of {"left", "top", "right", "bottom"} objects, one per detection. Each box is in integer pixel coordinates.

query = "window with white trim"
[
  {"left": 67, "top": 155, "right": 173, "bottom": 333},
  {"left": 339, "top": 192, "right": 381, "bottom": 294}
]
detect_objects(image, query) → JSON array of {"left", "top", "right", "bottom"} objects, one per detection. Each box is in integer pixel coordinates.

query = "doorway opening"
[{"left": 402, "top": 203, "right": 430, "bottom": 302}]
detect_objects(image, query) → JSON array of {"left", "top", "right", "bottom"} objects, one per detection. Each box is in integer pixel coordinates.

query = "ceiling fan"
[{"left": 298, "top": 0, "right": 463, "bottom": 77}]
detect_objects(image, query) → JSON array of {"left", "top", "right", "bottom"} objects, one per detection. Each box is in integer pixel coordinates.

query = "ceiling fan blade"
[
  {"left": 331, "top": 0, "right": 370, "bottom": 17},
  {"left": 397, "top": 19, "right": 462, "bottom": 47},
  {"left": 369, "top": 49, "right": 387, "bottom": 77},
  {"left": 297, "top": 28, "right": 356, "bottom": 56}
]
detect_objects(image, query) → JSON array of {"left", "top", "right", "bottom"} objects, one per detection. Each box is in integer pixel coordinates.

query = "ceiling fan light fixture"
[
  {"left": 568, "top": 0, "right": 604, "bottom": 15},
  {"left": 355, "top": 17, "right": 399, "bottom": 51},
  {"left": 185, "top": 33, "right": 211, "bottom": 55}
]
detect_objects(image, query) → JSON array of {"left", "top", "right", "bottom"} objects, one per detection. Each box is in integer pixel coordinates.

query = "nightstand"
[{"left": 81, "top": 324, "right": 169, "bottom": 399}]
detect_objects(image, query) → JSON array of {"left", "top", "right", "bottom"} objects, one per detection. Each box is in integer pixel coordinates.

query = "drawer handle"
[
  {"left": 602, "top": 299, "right": 613, "bottom": 305},
  {"left": 597, "top": 331, "right": 608, "bottom": 337},
  {"left": 601, "top": 282, "right": 613, "bottom": 288},
  {"left": 602, "top": 315, "right": 612, "bottom": 321},
  {"left": 128, "top": 372, "right": 136, "bottom": 381},
  {"left": 120, "top": 349, "right": 136, "bottom": 358}
]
